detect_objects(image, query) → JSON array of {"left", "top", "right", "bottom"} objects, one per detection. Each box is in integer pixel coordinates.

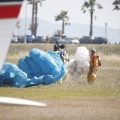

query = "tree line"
[{"left": 17, "top": 0, "right": 120, "bottom": 39}]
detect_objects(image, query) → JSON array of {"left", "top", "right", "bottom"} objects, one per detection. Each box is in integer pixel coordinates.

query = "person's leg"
[{"left": 87, "top": 71, "right": 97, "bottom": 84}]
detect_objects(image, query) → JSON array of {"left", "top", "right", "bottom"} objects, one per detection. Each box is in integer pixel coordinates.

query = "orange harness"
[{"left": 92, "top": 55, "right": 101, "bottom": 67}]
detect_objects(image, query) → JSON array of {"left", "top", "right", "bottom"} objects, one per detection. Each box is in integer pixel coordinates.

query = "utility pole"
[
  {"left": 31, "top": 0, "right": 35, "bottom": 36},
  {"left": 31, "top": 0, "right": 37, "bottom": 37},
  {"left": 24, "top": 0, "right": 27, "bottom": 43},
  {"left": 34, "top": 0, "right": 38, "bottom": 37},
  {"left": 105, "top": 23, "right": 107, "bottom": 39},
  {"left": 119, "top": 27, "right": 120, "bottom": 44}
]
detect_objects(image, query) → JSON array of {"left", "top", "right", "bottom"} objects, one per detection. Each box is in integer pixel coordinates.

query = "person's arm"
[
  {"left": 63, "top": 51, "right": 69, "bottom": 62},
  {"left": 92, "top": 57, "right": 98, "bottom": 72}
]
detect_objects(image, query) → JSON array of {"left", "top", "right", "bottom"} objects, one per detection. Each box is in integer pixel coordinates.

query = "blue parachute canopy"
[{"left": 0, "top": 48, "right": 66, "bottom": 87}]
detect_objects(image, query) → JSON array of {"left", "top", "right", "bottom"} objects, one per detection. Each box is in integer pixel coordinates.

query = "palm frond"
[
  {"left": 113, "top": 0, "right": 120, "bottom": 5},
  {"left": 37, "top": 0, "right": 45, "bottom": 6},
  {"left": 113, "top": 5, "right": 120, "bottom": 10},
  {"left": 90, "top": 0, "right": 96, "bottom": 5},
  {"left": 81, "top": 1, "right": 90, "bottom": 13},
  {"left": 81, "top": 6, "right": 84, "bottom": 10},
  {"left": 65, "top": 22, "right": 70, "bottom": 26},
  {"left": 55, "top": 11, "right": 69, "bottom": 21},
  {"left": 96, "top": 4, "right": 103, "bottom": 9},
  {"left": 113, "top": 0, "right": 120, "bottom": 10},
  {"left": 55, "top": 15, "right": 62, "bottom": 21},
  {"left": 84, "top": 1, "right": 90, "bottom": 8},
  {"left": 83, "top": 10, "right": 86, "bottom": 13}
]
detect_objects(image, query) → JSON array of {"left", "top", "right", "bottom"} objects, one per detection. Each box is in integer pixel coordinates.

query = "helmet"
[
  {"left": 54, "top": 45, "right": 59, "bottom": 50},
  {"left": 91, "top": 48, "right": 96, "bottom": 52},
  {"left": 60, "top": 44, "right": 66, "bottom": 49}
]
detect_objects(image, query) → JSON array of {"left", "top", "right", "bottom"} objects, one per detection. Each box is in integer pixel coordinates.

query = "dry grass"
[
  {"left": 1, "top": 43, "right": 120, "bottom": 120},
  {"left": 0, "top": 97, "right": 120, "bottom": 120}
]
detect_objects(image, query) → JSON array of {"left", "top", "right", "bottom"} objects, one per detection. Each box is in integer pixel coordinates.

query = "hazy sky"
[{"left": 19, "top": 0, "right": 120, "bottom": 29}]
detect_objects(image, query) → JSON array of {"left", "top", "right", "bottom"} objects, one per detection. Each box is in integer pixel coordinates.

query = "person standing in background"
[
  {"left": 46, "top": 35, "right": 50, "bottom": 43},
  {"left": 53, "top": 43, "right": 69, "bottom": 84},
  {"left": 87, "top": 49, "right": 99, "bottom": 84}
]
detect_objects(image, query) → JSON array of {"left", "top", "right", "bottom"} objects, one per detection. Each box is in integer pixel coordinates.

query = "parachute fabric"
[
  {"left": 67, "top": 46, "right": 90, "bottom": 80},
  {"left": 0, "top": 48, "right": 66, "bottom": 87}
]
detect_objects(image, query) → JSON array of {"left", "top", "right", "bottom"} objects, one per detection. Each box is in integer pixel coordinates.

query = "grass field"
[{"left": 0, "top": 43, "right": 120, "bottom": 120}]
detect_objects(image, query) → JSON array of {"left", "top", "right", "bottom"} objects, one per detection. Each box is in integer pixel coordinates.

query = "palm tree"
[
  {"left": 81, "top": 0, "right": 103, "bottom": 38},
  {"left": 55, "top": 11, "right": 70, "bottom": 35},
  {"left": 34, "top": 0, "right": 45, "bottom": 37},
  {"left": 113, "top": 0, "right": 120, "bottom": 10},
  {"left": 27, "top": 0, "right": 45, "bottom": 37},
  {"left": 27, "top": 0, "right": 34, "bottom": 36}
]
